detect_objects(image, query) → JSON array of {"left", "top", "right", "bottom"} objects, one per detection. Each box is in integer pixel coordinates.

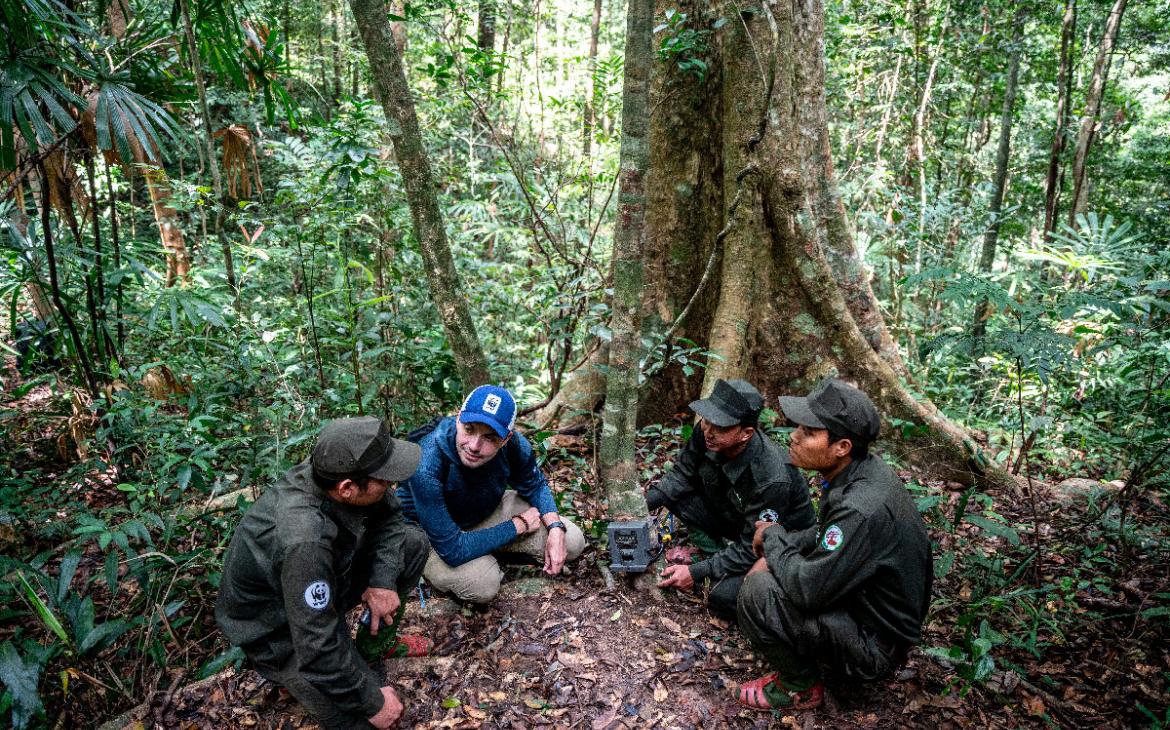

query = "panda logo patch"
[
  {"left": 821, "top": 524, "right": 844, "bottom": 551},
  {"left": 304, "top": 580, "right": 331, "bottom": 610},
  {"left": 483, "top": 394, "right": 502, "bottom": 414}
]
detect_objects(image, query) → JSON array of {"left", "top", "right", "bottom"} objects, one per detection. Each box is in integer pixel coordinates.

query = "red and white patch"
[{"left": 821, "top": 524, "right": 844, "bottom": 551}]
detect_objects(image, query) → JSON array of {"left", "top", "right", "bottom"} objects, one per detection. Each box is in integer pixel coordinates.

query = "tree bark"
[
  {"left": 142, "top": 166, "right": 191, "bottom": 287},
  {"left": 637, "top": 0, "right": 723, "bottom": 424},
  {"left": 972, "top": 12, "right": 1025, "bottom": 342},
  {"left": 178, "top": 0, "right": 236, "bottom": 297},
  {"left": 350, "top": 0, "right": 492, "bottom": 390},
  {"left": 600, "top": 0, "right": 652, "bottom": 519},
  {"left": 1069, "top": 0, "right": 1127, "bottom": 223},
  {"left": 583, "top": 0, "right": 602, "bottom": 155},
  {"left": 633, "top": 0, "right": 1016, "bottom": 491},
  {"left": 1042, "top": 0, "right": 1076, "bottom": 239}
]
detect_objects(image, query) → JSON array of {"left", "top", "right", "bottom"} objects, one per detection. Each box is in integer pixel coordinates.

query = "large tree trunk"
[
  {"left": 600, "top": 0, "right": 652, "bottom": 519},
  {"left": 350, "top": 0, "right": 491, "bottom": 390},
  {"left": 633, "top": 0, "right": 1015, "bottom": 491},
  {"left": 972, "top": 12, "right": 1024, "bottom": 342},
  {"left": 1042, "top": 0, "right": 1077, "bottom": 239},
  {"left": 1069, "top": 0, "right": 1127, "bottom": 223}
]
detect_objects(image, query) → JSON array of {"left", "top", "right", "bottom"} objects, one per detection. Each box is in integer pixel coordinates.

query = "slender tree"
[
  {"left": 583, "top": 0, "right": 602, "bottom": 155},
  {"left": 350, "top": 0, "right": 491, "bottom": 390},
  {"left": 973, "top": 10, "right": 1025, "bottom": 342},
  {"left": 178, "top": 0, "right": 237, "bottom": 297},
  {"left": 1069, "top": 0, "right": 1127, "bottom": 223},
  {"left": 600, "top": 0, "right": 652, "bottom": 518},
  {"left": 1042, "top": 0, "right": 1077, "bottom": 238}
]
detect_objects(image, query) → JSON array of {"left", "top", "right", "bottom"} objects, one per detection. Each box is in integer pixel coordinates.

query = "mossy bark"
[
  {"left": 638, "top": 0, "right": 725, "bottom": 422},
  {"left": 350, "top": 0, "right": 491, "bottom": 390},
  {"left": 634, "top": 0, "right": 1018, "bottom": 491},
  {"left": 600, "top": 0, "right": 653, "bottom": 520}
]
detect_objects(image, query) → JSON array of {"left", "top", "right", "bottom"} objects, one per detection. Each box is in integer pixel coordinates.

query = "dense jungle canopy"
[{"left": 1, "top": 0, "right": 1168, "bottom": 726}]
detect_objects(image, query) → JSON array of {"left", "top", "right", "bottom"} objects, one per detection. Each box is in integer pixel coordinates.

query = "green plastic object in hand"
[{"left": 354, "top": 602, "right": 405, "bottom": 662}]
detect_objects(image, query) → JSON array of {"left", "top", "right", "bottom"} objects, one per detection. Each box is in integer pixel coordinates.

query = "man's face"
[
  {"left": 788, "top": 424, "right": 850, "bottom": 473},
  {"left": 455, "top": 418, "right": 508, "bottom": 468},
  {"left": 339, "top": 477, "right": 392, "bottom": 507},
  {"left": 699, "top": 419, "right": 753, "bottom": 455}
]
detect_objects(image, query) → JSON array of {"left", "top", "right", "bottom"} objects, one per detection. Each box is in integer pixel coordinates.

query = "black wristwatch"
[{"left": 546, "top": 520, "right": 566, "bottom": 533}]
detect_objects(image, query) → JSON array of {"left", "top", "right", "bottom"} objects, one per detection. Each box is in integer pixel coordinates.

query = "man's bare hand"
[
  {"left": 543, "top": 526, "right": 567, "bottom": 575},
  {"left": 747, "top": 557, "right": 770, "bottom": 576},
  {"left": 657, "top": 563, "right": 695, "bottom": 591},
  {"left": 752, "top": 520, "right": 774, "bottom": 557},
  {"left": 361, "top": 587, "right": 400, "bottom": 635},
  {"left": 512, "top": 507, "right": 541, "bottom": 536},
  {"left": 367, "top": 686, "right": 403, "bottom": 728}
]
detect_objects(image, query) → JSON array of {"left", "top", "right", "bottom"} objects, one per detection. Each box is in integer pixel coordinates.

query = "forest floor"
[
  {"left": 93, "top": 431, "right": 1169, "bottom": 730},
  {"left": 3, "top": 376, "right": 1166, "bottom": 729}
]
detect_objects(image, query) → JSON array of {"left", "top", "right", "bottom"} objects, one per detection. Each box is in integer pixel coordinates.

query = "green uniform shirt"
[
  {"left": 215, "top": 461, "right": 410, "bottom": 719},
  {"left": 657, "top": 430, "right": 816, "bottom": 582},
  {"left": 762, "top": 454, "right": 932, "bottom": 646}
]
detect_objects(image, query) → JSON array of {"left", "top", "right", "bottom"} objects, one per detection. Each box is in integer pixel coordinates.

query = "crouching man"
[
  {"left": 736, "top": 379, "right": 932, "bottom": 711},
  {"left": 399, "top": 385, "right": 586, "bottom": 603},
  {"left": 217, "top": 417, "right": 431, "bottom": 729},
  {"left": 652, "top": 378, "right": 815, "bottom": 620}
]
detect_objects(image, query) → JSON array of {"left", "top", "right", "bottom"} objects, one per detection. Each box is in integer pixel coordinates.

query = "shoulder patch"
[
  {"left": 820, "top": 524, "right": 844, "bottom": 551},
  {"left": 303, "top": 580, "right": 331, "bottom": 610}
]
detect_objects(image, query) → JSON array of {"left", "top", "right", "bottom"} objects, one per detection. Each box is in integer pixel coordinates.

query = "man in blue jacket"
[{"left": 399, "top": 385, "right": 586, "bottom": 603}]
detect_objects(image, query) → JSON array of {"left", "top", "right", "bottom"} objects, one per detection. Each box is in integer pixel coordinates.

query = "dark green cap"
[
  {"left": 689, "top": 379, "right": 764, "bottom": 427},
  {"left": 311, "top": 417, "right": 420, "bottom": 483},
  {"left": 777, "top": 378, "right": 880, "bottom": 443}
]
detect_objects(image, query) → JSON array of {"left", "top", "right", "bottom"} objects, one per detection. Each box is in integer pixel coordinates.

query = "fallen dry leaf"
[
  {"left": 659, "top": 616, "right": 682, "bottom": 634},
  {"left": 556, "top": 650, "right": 597, "bottom": 670},
  {"left": 653, "top": 682, "right": 668, "bottom": 702},
  {"left": 1023, "top": 693, "right": 1047, "bottom": 716}
]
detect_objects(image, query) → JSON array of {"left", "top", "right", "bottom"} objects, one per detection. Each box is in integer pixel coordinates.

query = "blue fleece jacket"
[{"left": 398, "top": 416, "right": 559, "bottom": 567}]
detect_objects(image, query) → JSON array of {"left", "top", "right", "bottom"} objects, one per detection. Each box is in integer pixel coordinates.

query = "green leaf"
[
  {"left": 440, "top": 697, "right": 461, "bottom": 708},
  {"left": 198, "top": 646, "right": 244, "bottom": 679},
  {"left": 78, "top": 619, "right": 129, "bottom": 655},
  {"left": 964, "top": 514, "right": 1021, "bottom": 546},
  {"left": 0, "top": 642, "right": 46, "bottom": 729},
  {"left": 16, "top": 573, "right": 69, "bottom": 647}
]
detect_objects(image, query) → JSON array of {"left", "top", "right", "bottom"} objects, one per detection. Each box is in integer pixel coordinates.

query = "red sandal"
[
  {"left": 737, "top": 673, "right": 824, "bottom": 711},
  {"left": 387, "top": 634, "right": 433, "bottom": 658}
]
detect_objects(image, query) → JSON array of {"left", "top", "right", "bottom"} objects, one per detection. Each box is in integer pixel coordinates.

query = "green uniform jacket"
[
  {"left": 657, "top": 430, "right": 816, "bottom": 582},
  {"left": 215, "top": 461, "right": 410, "bottom": 719},
  {"left": 761, "top": 454, "right": 932, "bottom": 646}
]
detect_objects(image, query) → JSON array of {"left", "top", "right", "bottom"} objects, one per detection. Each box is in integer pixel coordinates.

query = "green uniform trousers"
[{"left": 737, "top": 570, "right": 902, "bottom": 684}]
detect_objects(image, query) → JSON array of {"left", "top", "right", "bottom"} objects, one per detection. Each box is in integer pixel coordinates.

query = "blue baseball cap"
[{"left": 458, "top": 385, "right": 517, "bottom": 439}]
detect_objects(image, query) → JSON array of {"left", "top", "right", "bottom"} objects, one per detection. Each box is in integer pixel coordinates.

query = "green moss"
[{"left": 791, "top": 312, "right": 820, "bottom": 336}]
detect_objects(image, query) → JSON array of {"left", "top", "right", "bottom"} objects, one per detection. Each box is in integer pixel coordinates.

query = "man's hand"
[
  {"left": 511, "top": 507, "right": 541, "bottom": 536},
  {"left": 752, "top": 520, "right": 774, "bottom": 557},
  {"left": 747, "top": 557, "right": 770, "bottom": 576},
  {"left": 543, "top": 526, "right": 567, "bottom": 575},
  {"left": 367, "top": 685, "right": 403, "bottom": 728},
  {"left": 362, "top": 587, "right": 401, "bottom": 635},
  {"left": 657, "top": 563, "right": 695, "bottom": 591}
]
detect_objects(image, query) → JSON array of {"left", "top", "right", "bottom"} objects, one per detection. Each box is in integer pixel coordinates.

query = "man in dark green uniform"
[
  {"left": 216, "top": 417, "right": 431, "bottom": 729},
  {"left": 735, "top": 379, "right": 932, "bottom": 710},
  {"left": 652, "top": 379, "right": 816, "bottom": 620}
]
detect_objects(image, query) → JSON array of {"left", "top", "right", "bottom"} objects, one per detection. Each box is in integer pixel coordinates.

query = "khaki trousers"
[{"left": 423, "top": 491, "right": 586, "bottom": 603}]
